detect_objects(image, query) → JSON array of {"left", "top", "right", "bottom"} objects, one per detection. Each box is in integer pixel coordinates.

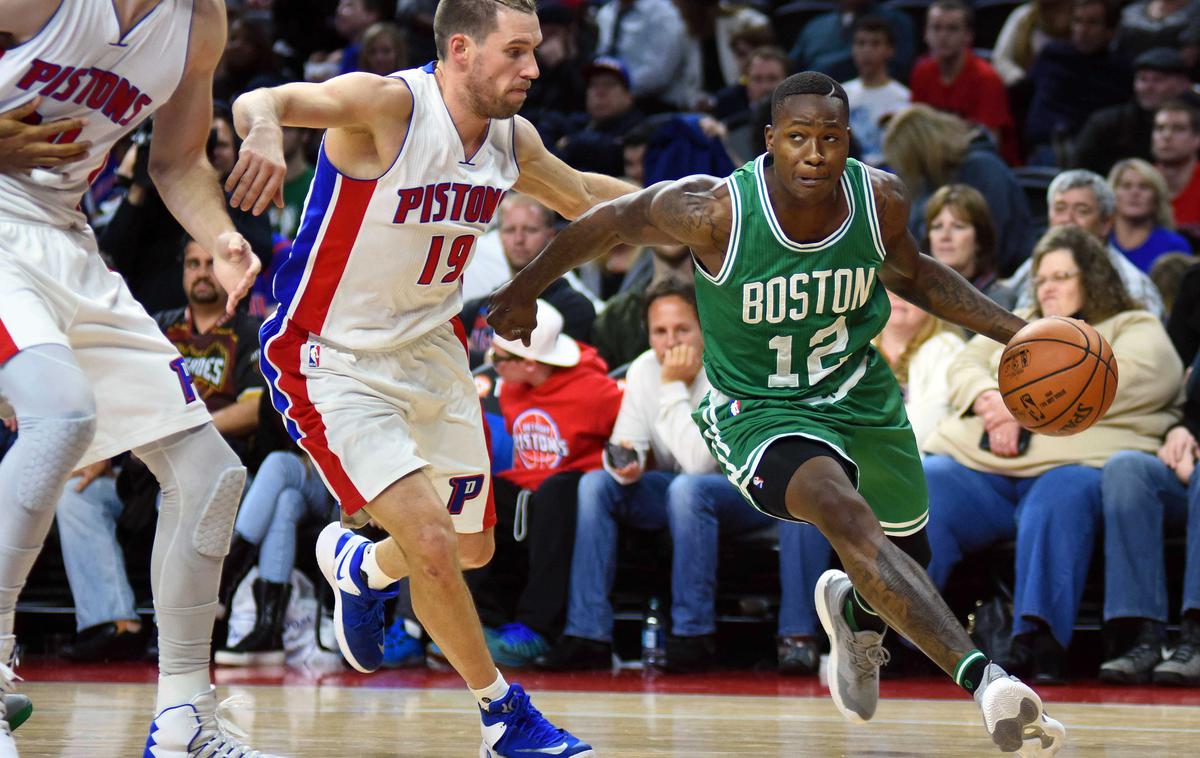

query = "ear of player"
[{"left": 998, "top": 316, "right": 1119, "bottom": 436}]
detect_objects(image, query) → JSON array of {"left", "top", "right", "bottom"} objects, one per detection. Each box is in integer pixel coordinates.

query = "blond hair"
[
  {"left": 882, "top": 105, "right": 974, "bottom": 195},
  {"left": 1108, "top": 158, "right": 1176, "bottom": 229}
]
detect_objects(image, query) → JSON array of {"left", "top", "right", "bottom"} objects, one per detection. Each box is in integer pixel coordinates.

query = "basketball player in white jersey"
[
  {"left": 226, "top": 1, "right": 632, "bottom": 755},
  {"left": 0, "top": 2, "right": 282, "bottom": 757}
]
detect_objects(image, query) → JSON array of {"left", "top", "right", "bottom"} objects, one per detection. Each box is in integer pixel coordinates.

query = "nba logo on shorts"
[
  {"left": 307, "top": 344, "right": 321, "bottom": 368},
  {"left": 730, "top": 400, "right": 741, "bottom": 416}
]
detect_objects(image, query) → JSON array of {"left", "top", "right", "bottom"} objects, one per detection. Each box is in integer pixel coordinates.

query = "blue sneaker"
[
  {"left": 489, "top": 623, "right": 550, "bottom": 668},
  {"left": 480, "top": 684, "right": 593, "bottom": 757},
  {"left": 315, "top": 522, "right": 400, "bottom": 673},
  {"left": 382, "top": 618, "right": 425, "bottom": 668}
]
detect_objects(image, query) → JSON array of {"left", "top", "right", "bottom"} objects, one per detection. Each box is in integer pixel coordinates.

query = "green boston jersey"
[{"left": 694, "top": 155, "right": 891, "bottom": 401}]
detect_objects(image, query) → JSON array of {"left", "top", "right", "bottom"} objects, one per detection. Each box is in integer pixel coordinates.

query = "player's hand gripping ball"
[{"left": 998, "top": 316, "right": 1119, "bottom": 436}]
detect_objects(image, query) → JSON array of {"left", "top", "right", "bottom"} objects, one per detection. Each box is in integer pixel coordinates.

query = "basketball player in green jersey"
[{"left": 489, "top": 72, "right": 1065, "bottom": 756}]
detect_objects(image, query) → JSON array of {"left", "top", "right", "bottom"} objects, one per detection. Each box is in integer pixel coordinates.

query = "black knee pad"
[
  {"left": 890, "top": 530, "right": 931, "bottom": 569},
  {"left": 749, "top": 436, "right": 857, "bottom": 522}
]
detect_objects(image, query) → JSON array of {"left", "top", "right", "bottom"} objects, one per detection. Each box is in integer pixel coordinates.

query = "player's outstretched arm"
[
  {"left": 511, "top": 117, "right": 638, "bottom": 219},
  {"left": 489, "top": 175, "right": 727, "bottom": 342},
  {"left": 872, "top": 168, "right": 1027, "bottom": 344},
  {"left": 227, "top": 73, "right": 411, "bottom": 215},
  {"left": 147, "top": 0, "right": 258, "bottom": 316}
]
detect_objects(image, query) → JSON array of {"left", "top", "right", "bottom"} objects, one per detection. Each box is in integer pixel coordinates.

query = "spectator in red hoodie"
[{"left": 457, "top": 301, "right": 624, "bottom": 668}]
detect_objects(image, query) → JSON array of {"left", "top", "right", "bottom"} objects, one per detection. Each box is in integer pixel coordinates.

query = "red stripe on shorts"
[
  {"left": 449, "top": 316, "right": 496, "bottom": 530},
  {"left": 266, "top": 325, "right": 367, "bottom": 512},
  {"left": 0, "top": 319, "right": 19, "bottom": 365}
]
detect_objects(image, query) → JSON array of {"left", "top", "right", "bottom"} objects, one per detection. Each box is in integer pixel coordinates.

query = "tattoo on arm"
[
  {"left": 892, "top": 257, "right": 1026, "bottom": 345},
  {"left": 844, "top": 541, "right": 973, "bottom": 675}
]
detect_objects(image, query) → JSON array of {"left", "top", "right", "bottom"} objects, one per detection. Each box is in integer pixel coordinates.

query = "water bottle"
[{"left": 641, "top": 596, "right": 664, "bottom": 669}]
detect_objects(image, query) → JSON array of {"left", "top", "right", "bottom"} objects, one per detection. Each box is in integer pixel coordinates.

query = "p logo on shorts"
[{"left": 447, "top": 474, "right": 485, "bottom": 515}]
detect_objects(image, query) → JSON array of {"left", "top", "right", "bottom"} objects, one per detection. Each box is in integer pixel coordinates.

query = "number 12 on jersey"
[
  {"left": 767, "top": 316, "right": 849, "bottom": 388},
  {"left": 416, "top": 234, "right": 475, "bottom": 285}
]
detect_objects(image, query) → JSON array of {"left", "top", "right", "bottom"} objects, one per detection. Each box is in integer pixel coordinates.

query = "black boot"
[
  {"left": 214, "top": 579, "right": 291, "bottom": 666},
  {"left": 217, "top": 535, "right": 259, "bottom": 620}
]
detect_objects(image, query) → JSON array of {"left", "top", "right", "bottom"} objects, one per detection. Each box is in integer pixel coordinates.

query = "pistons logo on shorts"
[
  {"left": 511, "top": 408, "right": 569, "bottom": 470},
  {"left": 307, "top": 343, "right": 321, "bottom": 368}
]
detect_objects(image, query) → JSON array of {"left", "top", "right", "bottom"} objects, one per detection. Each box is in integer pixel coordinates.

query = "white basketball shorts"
[
  {"left": 260, "top": 317, "right": 495, "bottom": 533},
  {"left": 0, "top": 219, "right": 211, "bottom": 466}
]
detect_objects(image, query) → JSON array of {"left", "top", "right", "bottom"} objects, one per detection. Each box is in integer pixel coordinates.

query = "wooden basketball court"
[{"left": 10, "top": 662, "right": 1200, "bottom": 756}]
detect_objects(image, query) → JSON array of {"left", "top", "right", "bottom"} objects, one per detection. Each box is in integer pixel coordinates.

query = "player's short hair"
[
  {"left": 852, "top": 15, "right": 895, "bottom": 46},
  {"left": 1029, "top": 225, "right": 1137, "bottom": 321},
  {"left": 434, "top": 0, "right": 537, "bottom": 60},
  {"left": 929, "top": 0, "right": 974, "bottom": 30},
  {"left": 642, "top": 277, "right": 699, "bottom": 329},
  {"left": 770, "top": 72, "right": 849, "bottom": 123}
]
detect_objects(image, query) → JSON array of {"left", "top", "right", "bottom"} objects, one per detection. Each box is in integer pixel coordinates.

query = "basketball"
[{"left": 997, "top": 316, "right": 1119, "bottom": 436}]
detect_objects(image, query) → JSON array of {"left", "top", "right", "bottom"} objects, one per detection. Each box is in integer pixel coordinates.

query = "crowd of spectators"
[{"left": 10, "top": 0, "right": 1200, "bottom": 685}]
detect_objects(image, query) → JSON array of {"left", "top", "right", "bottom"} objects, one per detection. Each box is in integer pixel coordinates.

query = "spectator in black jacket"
[
  {"left": 1168, "top": 262, "right": 1200, "bottom": 365},
  {"left": 555, "top": 57, "right": 645, "bottom": 177},
  {"left": 1072, "top": 47, "right": 1196, "bottom": 176},
  {"left": 1024, "top": 0, "right": 1132, "bottom": 165}
]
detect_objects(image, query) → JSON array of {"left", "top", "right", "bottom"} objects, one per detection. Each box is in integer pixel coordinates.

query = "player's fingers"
[
  {"left": 274, "top": 184, "right": 285, "bottom": 209},
  {"left": 33, "top": 117, "right": 87, "bottom": 140},
  {"left": 2, "top": 97, "right": 42, "bottom": 120},
  {"left": 227, "top": 161, "right": 261, "bottom": 209},
  {"left": 225, "top": 154, "right": 255, "bottom": 196},
  {"left": 250, "top": 169, "right": 284, "bottom": 216},
  {"left": 240, "top": 166, "right": 273, "bottom": 212}
]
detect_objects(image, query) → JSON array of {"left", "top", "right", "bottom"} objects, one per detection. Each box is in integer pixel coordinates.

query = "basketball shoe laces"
[
  {"left": 191, "top": 694, "right": 268, "bottom": 758},
  {"left": 498, "top": 689, "right": 568, "bottom": 747},
  {"left": 847, "top": 634, "right": 890, "bottom": 681}
]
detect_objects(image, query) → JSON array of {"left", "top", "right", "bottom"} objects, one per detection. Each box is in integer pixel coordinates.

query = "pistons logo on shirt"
[{"left": 511, "top": 409, "right": 569, "bottom": 470}]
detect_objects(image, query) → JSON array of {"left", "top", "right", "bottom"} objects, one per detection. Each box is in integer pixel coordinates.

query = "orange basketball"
[{"left": 997, "top": 316, "right": 1119, "bottom": 436}]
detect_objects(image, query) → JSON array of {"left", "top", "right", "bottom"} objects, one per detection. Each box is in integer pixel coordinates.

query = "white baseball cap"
[{"left": 490, "top": 300, "right": 581, "bottom": 368}]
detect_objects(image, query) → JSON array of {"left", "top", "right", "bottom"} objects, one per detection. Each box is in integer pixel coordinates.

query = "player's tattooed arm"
[
  {"left": 871, "top": 168, "right": 1026, "bottom": 345},
  {"left": 488, "top": 176, "right": 727, "bottom": 341}
]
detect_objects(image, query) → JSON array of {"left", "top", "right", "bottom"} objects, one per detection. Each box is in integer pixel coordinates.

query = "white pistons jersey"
[
  {"left": 0, "top": 0, "right": 194, "bottom": 228},
  {"left": 267, "top": 62, "right": 520, "bottom": 352}
]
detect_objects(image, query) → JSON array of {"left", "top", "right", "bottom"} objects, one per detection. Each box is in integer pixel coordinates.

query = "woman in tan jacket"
[{"left": 921, "top": 225, "right": 1184, "bottom": 683}]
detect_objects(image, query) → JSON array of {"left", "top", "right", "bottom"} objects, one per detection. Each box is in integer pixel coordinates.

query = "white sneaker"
[
  {"left": 814, "top": 569, "right": 889, "bottom": 723},
  {"left": 0, "top": 636, "right": 20, "bottom": 758},
  {"left": 144, "top": 685, "right": 286, "bottom": 757},
  {"left": 974, "top": 663, "right": 1066, "bottom": 755}
]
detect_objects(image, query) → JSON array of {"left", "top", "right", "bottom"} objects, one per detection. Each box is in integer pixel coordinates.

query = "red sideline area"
[{"left": 16, "top": 659, "right": 1200, "bottom": 706}]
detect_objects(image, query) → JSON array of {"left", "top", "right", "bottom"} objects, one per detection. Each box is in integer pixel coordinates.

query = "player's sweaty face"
[
  {"left": 467, "top": 8, "right": 541, "bottom": 119},
  {"left": 765, "top": 94, "right": 850, "bottom": 202}
]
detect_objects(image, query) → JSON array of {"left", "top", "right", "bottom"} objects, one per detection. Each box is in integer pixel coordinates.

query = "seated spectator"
[
  {"left": 788, "top": 0, "right": 914, "bottom": 84},
  {"left": 534, "top": 282, "right": 832, "bottom": 674},
  {"left": 461, "top": 194, "right": 596, "bottom": 367},
  {"left": 991, "top": 0, "right": 1073, "bottom": 86},
  {"left": 923, "top": 184, "right": 1017, "bottom": 308},
  {"left": 1151, "top": 252, "right": 1198, "bottom": 317},
  {"left": 714, "top": 46, "right": 789, "bottom": 127},
  {"left": 215, "top": 13, "right": 287, "bottom": 104},
  {"left": 273, "top": 127, "right": 315, "bottom": 241},
  {"left": 214, "top": 430, "right": 336, "bottom": 665},
  {"left": 358, "top": 21, "right": 408, "bottom": 76},
  {"left": 1114, "top": 0, "right": 1200, "bottom": 65},
  {"left": 458, "top": 302, "right": 623, "bottom": 666},
  {"left": 1108, "top": 158, "right": 1192, "bottom": 272},
  {"left": 1153, "top": 100, "right": 1200, "bottom": 229},
  {"left": 55, "top": 239, "right": 265, "bottom": 661},
  {"left": 591, "top": 246, "right": 695, "bottom": 370},
  {"left": 1168, "top": 263, "right": 1200, "bottom": 362},
  {"left": 1073, "top": 46, "right": 1196, "bottom": 177},
  {"left": 910, "top": 0, "right": 1018, "bottom": 164},
  {"left": 713, "top": 5, "right": 775, "bottom": 90},
  {"left": 555, "top": 57, "right": 646, "bottom": 177},
  {"left": 1023, "top": 0, "right": 1131, "bottom": 166},
  {"left": 842, "top": 16, "right": 911, "bottom": 167},
  {"left": 883, "top": 105, "right": 1034, "bottom": 277},
  {"left": 304, "top": 0, "right": 391, "bottom": 81},
  {"left": 873, "top": 291, "right": 965, "bottom": 450},
  {"left": 594, "top": 0, "right": 693, "bottom": 111},
  {"left": 1005, "top": 169, "right": 1166, "bottom": 316},
  {"left": 923, "top": 225, "right": 1183, "bottom": 682},
  {"left": 1098, "top": 349, "right": 1199, "bottom": 686},
  {"left": 523, "top": 4, "right": 587, "bottom": 145}
]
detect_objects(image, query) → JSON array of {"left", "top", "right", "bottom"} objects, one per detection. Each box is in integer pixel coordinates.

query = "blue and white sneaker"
[
  {"left": 489, "top": 623, "right": 550, "bottom": 668},
  {"left": 144, "top": 686, "right": 283, "bottom": 757},
  {"left": 315, "top": 522, "right": 400, "bottom": 673},
  {"left": 479, "top": 684, "right": 593, "bottom": 757}
]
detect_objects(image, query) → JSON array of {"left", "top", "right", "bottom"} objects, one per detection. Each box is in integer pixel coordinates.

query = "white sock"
[
  {"left": 360, "top": 543, "right": 399, "bottom": 590},
  {"left": 156, "top": 669, "right": 211, "bottom": 714},
  {"left": 469, "top": 670, "right": 509, "bottom": 707}
]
